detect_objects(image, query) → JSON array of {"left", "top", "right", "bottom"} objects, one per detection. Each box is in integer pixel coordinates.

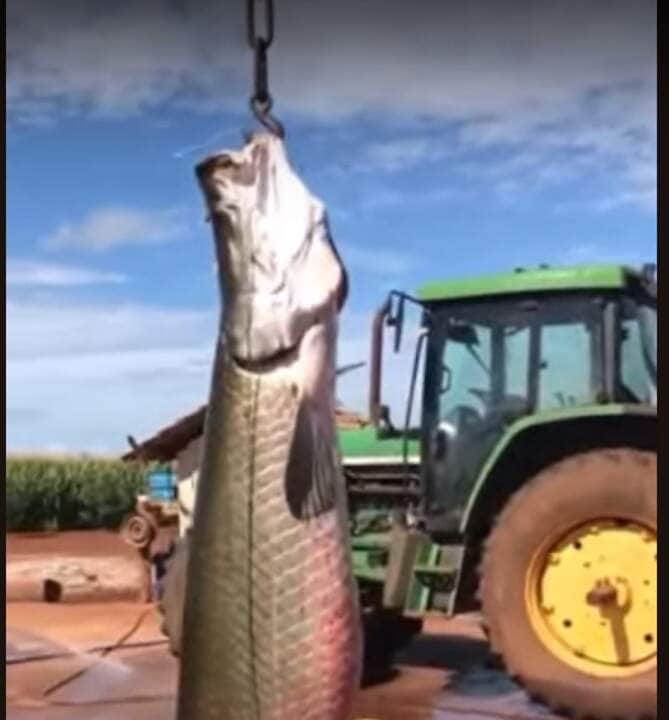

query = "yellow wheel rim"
[{"left": 525, "top": 519, "right": 656, "bottom": 678}]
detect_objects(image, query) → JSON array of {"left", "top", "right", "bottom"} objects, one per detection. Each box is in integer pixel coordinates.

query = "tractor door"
[
  {"left": 421, "top": 294, "right": 607, "bottom": 534},
  {"left": 421, "top": 300, "right": 534, "bottom": 531}
]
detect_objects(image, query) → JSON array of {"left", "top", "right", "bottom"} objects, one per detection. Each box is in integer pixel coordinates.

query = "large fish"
[{"left": 176, "top": 132, "right": 362, "bottom": 720}]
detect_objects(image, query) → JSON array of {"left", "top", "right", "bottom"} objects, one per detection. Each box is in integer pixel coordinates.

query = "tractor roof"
[{"left": 417, "top": 263, "right": 644, "bottom": 303}]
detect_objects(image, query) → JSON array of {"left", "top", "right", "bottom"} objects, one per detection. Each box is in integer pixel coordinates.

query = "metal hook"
[
  {"left": 250, "top": 96, "right": 285, "bottom": 139},
  {"left": 247, "top": 0, "right": 284, "bottom": 139}
]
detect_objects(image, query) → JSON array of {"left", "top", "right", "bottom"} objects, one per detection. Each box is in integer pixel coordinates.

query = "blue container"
[{"left": 147, "top": 469, "right": 176, "bottom": 501}]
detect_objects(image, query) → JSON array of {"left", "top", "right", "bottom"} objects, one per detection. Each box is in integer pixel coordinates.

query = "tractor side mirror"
[{"left": 387, "top": 293, "right": 405, "bottom": 353}]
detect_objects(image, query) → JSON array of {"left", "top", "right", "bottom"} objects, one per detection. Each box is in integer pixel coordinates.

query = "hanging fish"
[{"left": 176, "top": 132, "right": 362, "bottom": 720}]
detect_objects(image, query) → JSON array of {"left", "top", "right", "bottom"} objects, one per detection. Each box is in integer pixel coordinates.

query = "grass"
[{"left": 6, "top": 456, "right": 153, "bottom": 532}]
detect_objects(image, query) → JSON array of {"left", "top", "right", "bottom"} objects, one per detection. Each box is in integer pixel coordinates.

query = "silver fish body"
[{"left": 176, "top": 133, "right": 362, "bottom": 720}]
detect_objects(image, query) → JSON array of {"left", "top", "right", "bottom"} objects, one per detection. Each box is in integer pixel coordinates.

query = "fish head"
[{"left": 196, "top": 133, "right": 347, "bottom": 365}]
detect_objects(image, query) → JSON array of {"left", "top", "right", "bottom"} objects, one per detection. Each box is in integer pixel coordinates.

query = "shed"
[{"left": 123, "top": 402, "right": 368, "bottom": 534}]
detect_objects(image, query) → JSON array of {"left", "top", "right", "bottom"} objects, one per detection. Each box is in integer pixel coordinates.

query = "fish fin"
[{"left": 285, "top": 397, "right": 338, "bottom": 520}]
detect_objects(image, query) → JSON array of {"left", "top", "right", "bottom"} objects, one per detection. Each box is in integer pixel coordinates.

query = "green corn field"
[{"left": 6, "top": 456, "right": 151, "bottom": 532}]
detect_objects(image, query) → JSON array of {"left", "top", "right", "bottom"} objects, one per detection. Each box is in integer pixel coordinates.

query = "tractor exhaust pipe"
[{"left": 369, "top": 296, "right": 392, "bottom": 427}]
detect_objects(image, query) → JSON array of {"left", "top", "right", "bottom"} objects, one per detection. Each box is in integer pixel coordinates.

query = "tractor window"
[
  {"left": 423, "top": 294, "right": 607, "bottom": 528},
  {"left": 504, "top": 326, "right": 530, "bottom": 399},
  {"left": 620, "top": 297, "right": 656, "bottom": 404},
  {"left": 440, "top": 323, "right": 491, "bottom": 421},
  {"left": 621, "top": 319, "right": 646, "bottom": 400},
  {"left": 539, "top": 323, "right": 592, "bottom": 410}
]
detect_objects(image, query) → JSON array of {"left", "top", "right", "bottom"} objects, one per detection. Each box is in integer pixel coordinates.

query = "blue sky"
[{"left": 6, "top": 0, "right": 657, "bottom": 453}]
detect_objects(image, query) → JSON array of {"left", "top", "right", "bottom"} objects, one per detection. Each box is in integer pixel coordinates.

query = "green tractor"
[{"left": 160, "top": 263, "right": 657, "bottom": 720}]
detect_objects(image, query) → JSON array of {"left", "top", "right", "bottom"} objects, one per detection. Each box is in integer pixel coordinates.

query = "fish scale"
[{"left": 177, "top": 354, "right": 361, "bottom": 720}]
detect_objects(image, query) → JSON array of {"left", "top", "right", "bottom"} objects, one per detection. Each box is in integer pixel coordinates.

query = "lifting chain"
[{"left": 246, "top": 0, "right": 285, "bottom": 138}]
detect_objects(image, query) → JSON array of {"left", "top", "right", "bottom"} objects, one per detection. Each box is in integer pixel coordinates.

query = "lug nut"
[{"left": 586, "top": 579, "right": 618, "bottom": 607}]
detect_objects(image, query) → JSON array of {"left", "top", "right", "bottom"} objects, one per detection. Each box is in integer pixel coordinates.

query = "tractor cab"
[{"left": 370, "top": 264, "right": 657, "bottom": 534}]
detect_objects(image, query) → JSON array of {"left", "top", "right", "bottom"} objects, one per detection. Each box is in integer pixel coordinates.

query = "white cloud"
[
  {"left": 7, "top": 1, "right": 654, "bottom": 124},
  {"left": 7, "top": 259, "right": 127, "bottom": 286},
  {"left": 7, "top": 348, "right": 214, "bottom": 453},
  {"left": 41, "top": 206, "right": 190, "bottom": 251},
  {"left": 358, "top": 184, "right": 475, "bottom": 210},
  {"left": 6, "top": 299, "right": 215, "bottom": 360},
  {"left": 5, "top": 292, "right": 418, "bottom": 451},
  {"left": 6, "top": 295, "right": 218, "bottom": 452},
  {"left": 7, "top": 1, "right": 656, "bottom": 212},
  {"left": 455, "top": 80, "right": 656, "bottom": 210},
  {"left": 325, "top": 85, "right": 655, "bottom": 211},
  {"left": 9, "top": 346, "right": 213, "bottom": 383},
  {"left": 6, "top": 1, "right": 232, "bottom": 123},
  {"left": 562, "top": 243, "right": 651, "bottom": 266},
  {"left": 339, "top": 243, "right": 417, "bottom": 277},
  {"left": 357, "top": 138, "right": 449, "bottom": 173}
]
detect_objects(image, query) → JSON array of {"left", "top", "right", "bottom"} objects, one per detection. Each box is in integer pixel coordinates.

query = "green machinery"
[{"left": 161, "top": 263, "right": 657, "bottom": 720}]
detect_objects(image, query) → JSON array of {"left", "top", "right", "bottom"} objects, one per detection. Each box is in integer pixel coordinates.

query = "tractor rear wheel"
[{"left": 480, "top": 448, "right": 656, "bottom": 720}]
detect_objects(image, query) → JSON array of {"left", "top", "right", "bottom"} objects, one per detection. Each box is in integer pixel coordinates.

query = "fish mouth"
[
  {"left": 231, "top": 337, "right": 302, "bottom": 374},
  {"left": 196, "top": 132, "right": 347, "bottom": 367}
]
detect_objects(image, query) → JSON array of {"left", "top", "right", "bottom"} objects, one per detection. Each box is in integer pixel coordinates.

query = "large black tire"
[{"left": 480, "top": 448, "right": 656, "bottom": 720}]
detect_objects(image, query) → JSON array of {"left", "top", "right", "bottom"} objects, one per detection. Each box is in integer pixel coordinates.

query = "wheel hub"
[
  {"left": 122, "top": 513, "right": 155, "bottom": 549},
  {"left": 585, "top": 577, "right": 630, "bottom": 609},
  {"left": 526, "top": 519, "right": 656, "bottom": 676}
]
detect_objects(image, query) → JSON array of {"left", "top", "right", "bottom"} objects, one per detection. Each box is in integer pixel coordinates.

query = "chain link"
[
  {"left": 246, "top": 0, "right": 284, "bottom": 137},
  {"left": 246, "top": 0, "right": 274, "bottom": 48}
]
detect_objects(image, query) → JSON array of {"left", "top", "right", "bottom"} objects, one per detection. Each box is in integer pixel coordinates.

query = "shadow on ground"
[{"left": 391, "top": 631, "right": 564, "bottom": 718}]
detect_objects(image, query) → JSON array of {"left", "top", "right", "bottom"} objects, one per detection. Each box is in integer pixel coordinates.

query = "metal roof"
[
  {"left": 122, "top": 405, "right": 369, "bottom": 463},
  {"left": 122, "top": 405, "right": 207, "bottom": 463}
]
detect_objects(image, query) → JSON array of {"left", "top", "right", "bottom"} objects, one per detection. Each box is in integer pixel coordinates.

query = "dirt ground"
[
  {"left": 6, "top": 530, "right": 566, "bottom": 719},
  {"left": 6, "top": 530, "right": 141, "bottom": 559},
  {"left": 6, "top": 531, "right": 149, "bottom": 603},
  {"left": 6, "top": 602, "right": 566, "bottom": 720}
]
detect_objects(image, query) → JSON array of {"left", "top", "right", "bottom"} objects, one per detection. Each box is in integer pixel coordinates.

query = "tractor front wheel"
[
  {"left": 120, "top": 511, "right": 156, "bottom": 551},
  {"left": 480, "top": 448, "right": 656, "bottom": 720}
]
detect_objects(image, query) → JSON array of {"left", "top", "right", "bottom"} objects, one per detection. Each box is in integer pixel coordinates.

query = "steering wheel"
[
  {"left": 468, "top": 387, "right": 489, "bottom": 403},
  {"left": 447, "top": 404, "right": 482, "bottom": 431}
]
